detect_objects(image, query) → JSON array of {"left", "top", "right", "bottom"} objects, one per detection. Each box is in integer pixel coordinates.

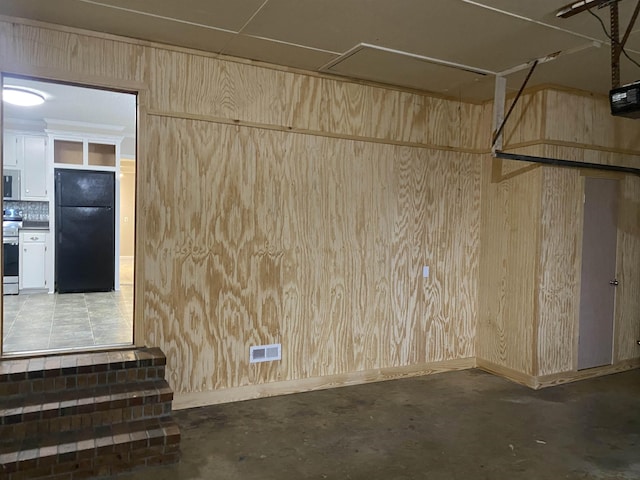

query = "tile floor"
[{"left": 2, "top": 285, "right": 133, "bottom": 354}]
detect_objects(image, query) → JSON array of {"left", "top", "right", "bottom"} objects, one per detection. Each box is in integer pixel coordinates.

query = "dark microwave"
[{"left": 3, "top": 169, "right": 21, "bottom": 201}]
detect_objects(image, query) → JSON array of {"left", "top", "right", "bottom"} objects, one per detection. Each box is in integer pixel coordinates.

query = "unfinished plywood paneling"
[
  {"left": 146, "top": 46, "right": 483, "bottom": 151},
  {"left": 143, "top": 114, "right": 479, "bottom": 394},
  {"left": 147, "top": 48, "right": 288, "bottom": 128},
  {"left": 1, "top": 23, "right": 144, "bottom": 85},
  {"left": 502, "top": 91, "right": 546, "bottom": 148},
  {"left": 615, "top": 174, "right": 640, "bottom": 361},
  {"left": 545, "top": 89, "right": 640, "bottom": 154},
  {"left": 477, "top": 154, "right": 541, "bottom": 375},
  {"left": 536, "top": 166, "right": 582, "bottom": 376}
]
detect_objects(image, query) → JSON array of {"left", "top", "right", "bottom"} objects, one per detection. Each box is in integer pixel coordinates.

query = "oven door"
[{"left": 3, "top": 237, "right": 19, "bottom": 294}]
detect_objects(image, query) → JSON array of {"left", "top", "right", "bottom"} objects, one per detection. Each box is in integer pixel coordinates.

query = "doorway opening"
[{"left": 1, "top": 75, "right": 137, "bottom": 355}]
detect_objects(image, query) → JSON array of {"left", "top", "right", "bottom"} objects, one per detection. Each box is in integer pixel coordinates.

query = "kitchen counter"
[{"left": 21, "top": 221, "right": 50, "bottom": 230}]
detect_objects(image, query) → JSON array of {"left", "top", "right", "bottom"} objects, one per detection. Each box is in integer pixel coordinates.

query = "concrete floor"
[{"left": 123, "top": 368, "right": 640, "bottom": 480}]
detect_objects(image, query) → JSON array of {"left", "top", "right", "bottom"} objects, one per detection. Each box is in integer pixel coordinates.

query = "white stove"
[{"left": 3, "top": 212, "right": 22, "bottom": 295}]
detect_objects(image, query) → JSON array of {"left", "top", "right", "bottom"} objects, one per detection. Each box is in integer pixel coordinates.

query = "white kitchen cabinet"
[
  {"left": 20, "top": 231, "right": 48, "bottom": 291},
  {"left": 3, "top": 131, "right": 19, "bottom": 167},
  {"left": 21, "top": 136, "right": 48, "bottom": 200},
  {"left": 2, "top": 132, "right": 48, "bottom": 199}
]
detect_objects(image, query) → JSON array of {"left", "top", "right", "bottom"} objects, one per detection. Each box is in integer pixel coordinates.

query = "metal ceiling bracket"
[
  {"left": 611, "top": 1, "right": 621, "bottom": 88},
  {"left": 491, "top": 76, "right": 506, "bottom": 154},
  {"left": 491, "top": 61, "right": 539, "bottom": 153},
  {"left": 611, "top": 0, "right": 640, "bottom": 88}
]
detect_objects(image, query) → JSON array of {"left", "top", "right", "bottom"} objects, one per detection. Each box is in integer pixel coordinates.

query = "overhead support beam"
[{"left": 494, "top": 151, "right": 640, "bottom": 176}]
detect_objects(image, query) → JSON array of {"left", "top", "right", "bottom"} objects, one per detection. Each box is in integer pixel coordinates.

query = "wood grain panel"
[
  {"left": 615, "top": 174, "right": 640, "bottom": 361},
  {"left": 0, "top": 22, "right": 144, "bottom": 84},
  {"left": 536, "top": 166, "right": 582, "bottom": 376},
  {"left": 146, "top": 46, "right": 484, "bottom": 151},
  {"left": 477, "top": 155, "right": 541, "bottom": 375},
  {"left": 174, "top": 357, "right": 476, "bottom": 409},
  {"left": 143, "top": 114, "right": 480, "bottom": 394},
  {"left": 545, "top": 89, "right": 640, "bottom": 154},
  {"left": 502, "top": 91, "right": 545, "bottom": 148},
  {"left": 147, "top": 48, "right": 288, "bottom": 128}
]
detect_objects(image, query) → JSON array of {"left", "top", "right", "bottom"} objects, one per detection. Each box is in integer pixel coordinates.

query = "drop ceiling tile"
[
  {"left": 625, "top": 29, "right": 640, "bottom": 52},
  {"left": 477, "top": 0, "right": 640, "bottom": 41},
  {"left": 0, "top": 0, "right": 234, "bottom": 53},
  {"left": 221, "top": 35, "right": 338, "bottom": 71},
  {"left": 244, "top": 0, "right": 596, "bottom": 73},
  {"left": 505, "top": 45, "right": 613, "bottom": 96},
  {"left": 78, "top": 0, "right": 266, "bottom": 31},
  {"left": 323, "top": 45, "right": 487, "bottom": 97}
]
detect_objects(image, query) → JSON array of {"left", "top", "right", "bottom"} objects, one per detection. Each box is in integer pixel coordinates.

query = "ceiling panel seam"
[
  {"left": 461, "top": 0, "right": 615, "bottom": 44},
  {"left": 236, "top": 0, "right": 271, "bottom": 34},
  {"left": 77, "top": 0, "right": 237, "bottom": 34},
  {"left": 321, "top": 43, "right": 496, "bottom": 76}
]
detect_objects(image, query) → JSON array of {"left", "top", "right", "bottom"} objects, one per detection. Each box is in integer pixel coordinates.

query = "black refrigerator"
[{"left": 55, "top": 169, "right": 115, "bottom": 293}]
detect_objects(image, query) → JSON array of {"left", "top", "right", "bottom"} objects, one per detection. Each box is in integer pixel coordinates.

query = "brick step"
[
  {"left": 0, "top": 348, "right": 167, "bottom": 398},
  {"left": 0, "top": 379, "right": 174, "bottom": 445},
  {"left": 0, "top": 416, "right": 181, "bottom": 479}
]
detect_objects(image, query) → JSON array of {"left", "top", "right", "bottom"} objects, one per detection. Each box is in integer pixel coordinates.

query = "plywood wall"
[
  {"left": 616, "top": 174, "right": 640, "bottom": 361},
  {"left": 536, "top": 163, "right": 582, "bottom": 376},
  {"left": 146, "top": 47, "right": 485, "bottom": 152},
  {"left": 544, "top": 89, "right": 640, "bottom": 164},
  {"left": 0, "top": 22, "right": 145, "bottom": 87},
  {"left": 477, "top": 151, "right": 542, "bottom": 376},
  {"left": 142, "top": 115, "right": 480, "bottom": 393},
  {"left": 2, "top": 17, "right": 639, "bottom": 396},
  {"left": 0, "top": 18, "right": 484, "bottom": 396}
]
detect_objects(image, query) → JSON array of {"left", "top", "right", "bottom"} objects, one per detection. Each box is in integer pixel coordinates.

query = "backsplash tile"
[{"left": 3, "top": 201, "right": 49, "bottom": 221}]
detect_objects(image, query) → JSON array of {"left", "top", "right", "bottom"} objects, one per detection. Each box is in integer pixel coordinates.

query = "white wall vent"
[{"left": 250, "top": 343, "right": 281, "bottom": 363}]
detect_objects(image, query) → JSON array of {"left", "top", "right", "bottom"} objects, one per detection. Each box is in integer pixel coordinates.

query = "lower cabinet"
[{"left": 20, "top": 231, "right": 48, "bottom": 291}]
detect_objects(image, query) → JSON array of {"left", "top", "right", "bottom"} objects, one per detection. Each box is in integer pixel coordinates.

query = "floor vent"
[{"left": 250, "top": 343, "right": 281, "bottom": 363}]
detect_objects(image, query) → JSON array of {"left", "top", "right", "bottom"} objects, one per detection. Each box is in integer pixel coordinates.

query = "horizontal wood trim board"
[
  {"left": 536, "top": 358, "right": 640, "bottom": 388},
  {"left": 478, "top": 357, "right": 640, "bottom": 390},
  {"left": 0, "top": 63, "right": 146, "bottom": 93},
  {"left": 173, "top": 358, "right": 476, "bottom": 410},
  {"left": 475, "top": 359, "right": 537, "bottom": 389},
  {"left": 146, "top": 110, "right": 481, "bottom": 154}
]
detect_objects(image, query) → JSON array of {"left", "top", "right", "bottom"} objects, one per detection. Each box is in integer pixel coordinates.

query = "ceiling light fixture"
[
  {"left": 556, "top": 0, "right": 617, "bottom": 18},
  {"left": 2, "top": 86, "right": 46, "bottom": 106}
]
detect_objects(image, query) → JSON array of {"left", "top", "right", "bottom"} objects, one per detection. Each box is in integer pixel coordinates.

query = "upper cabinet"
[
  {"left": 3, "top": 131, "right": 19, "bottom": 167},
  {"left": 2, "top": 132, "right": 48, "bottom": 200},
  {"left": 53, "top": 138, "right": 118, "bottom": 168},
  {"left": 22, "top": 136, "right": 47, "bottom": 200}
]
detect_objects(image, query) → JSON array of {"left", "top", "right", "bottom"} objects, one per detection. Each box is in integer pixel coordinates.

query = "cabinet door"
[
  {"left": 3, "top": 132, "right": 19, "bottom": 167},
  {"left": 22, "top": 242, "right": 47, "bottom": 290},
  {"left": 22, "top": 136, "right": 47, "bottom": 199}
]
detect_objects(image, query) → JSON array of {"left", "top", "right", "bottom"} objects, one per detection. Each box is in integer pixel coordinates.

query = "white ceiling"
[
  {"left": 2, "top": 77, "right": 137, "bottom": 157},
  {"left": 0, "top": 0, "right": 639, "bottom": 101}
]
